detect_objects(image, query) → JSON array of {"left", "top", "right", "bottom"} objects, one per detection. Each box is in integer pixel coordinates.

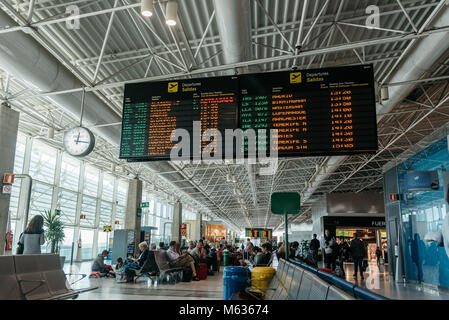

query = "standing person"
[
  {"left": 350, "top": 234, "right": 366, "bottom": 280},
  {"left": 309, "top": 234, "right": 320, "bottom": 265},
  {"left": 376, "top": 246, "right": 382, "bottom": 266},
  {"left": 336, "top": 237, "right": 349, "bottom": 277},
  {"left": 323, "top": 229, "right": 336, "bottom": 271},
  {"left": 18, "top": 215, "right": 45, "bottom": 254}
]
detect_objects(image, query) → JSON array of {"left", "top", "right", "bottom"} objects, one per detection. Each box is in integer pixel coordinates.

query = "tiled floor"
[
  {"left": 63, "top": 261, "right": 223, "bottom": 300},
  {"left": 338, "top": 261, "right": 449, "bottom": 300},
  {"left": 63, "top": 260, "right": 449, "bottom": 300}
]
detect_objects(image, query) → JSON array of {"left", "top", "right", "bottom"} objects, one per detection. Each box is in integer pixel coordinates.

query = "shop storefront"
[
  {"left": 323, "top": 216, "right": 387, "bottom": 262},
  {"left": 205, "top": 224, "right": 226, "bottom": 243}
]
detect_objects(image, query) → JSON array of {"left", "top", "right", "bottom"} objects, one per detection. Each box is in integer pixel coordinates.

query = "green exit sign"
[
  {"left": 55, "top": 209, "right": 61, "bottom": 215},
  {"left": 141, "top": 202, "right": 149, "bottom": 208}
]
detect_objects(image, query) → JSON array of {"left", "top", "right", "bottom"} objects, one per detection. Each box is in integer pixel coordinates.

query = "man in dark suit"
[{"left": 350, "top": 234, "right": 366, "bottom": 280}]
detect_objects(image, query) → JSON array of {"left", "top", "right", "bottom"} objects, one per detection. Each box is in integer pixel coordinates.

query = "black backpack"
[
  {"left": 125, "top": 268, "right": 136, "bottom": 283},
  {"left": 182, "top": 267, "right": 193, "bottom": 282}
]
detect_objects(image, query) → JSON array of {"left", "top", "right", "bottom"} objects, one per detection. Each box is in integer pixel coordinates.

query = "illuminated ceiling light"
[
  {"left": 141, "top": 0, "right": 153, "bottom": 17},
  {"left": 165, "top": 0, "right": 178, "bottom": 26}
]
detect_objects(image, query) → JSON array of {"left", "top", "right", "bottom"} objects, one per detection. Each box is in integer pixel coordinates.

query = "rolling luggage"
[{"left": 197, "top": 263, "right": 208, "bottom": 280}]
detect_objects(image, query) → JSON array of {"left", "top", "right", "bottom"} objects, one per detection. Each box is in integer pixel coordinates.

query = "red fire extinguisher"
[{"left": 5, "top": 231, "right": 13, "bottom": 251}]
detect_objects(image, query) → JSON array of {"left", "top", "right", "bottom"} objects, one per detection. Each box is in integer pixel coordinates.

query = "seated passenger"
[
  {"left": 166, "top": 240, "right": 198, "bottom": 281},
  {"left": 187, "top": 241, "right": 196, "bottom": 254},
  {"left": 92, "top": 250, "right": 114, "bottom": 276},
  {"left": 254, "top": 243, "right": 272, "bottom": 266},
  {"left": 190, "top": 242, "right": 214, "bottom": 273},
  {"left": 276, "top": 242, "right": 286, "bottom": 261},
  {"left": 289, "top": 241, "right": 299, "bottom": 259},
  {"left": 239, "top": 242, "right": 255, "bottom": 266},
  {"left": 120, "top": 242, "right": 150, "bottom": 282},
  {"left": 150, "top": 243, "right": 157, "bottom": 251},
  {"left": 159, "top": 242, "right": 166, "bottom": 250}
]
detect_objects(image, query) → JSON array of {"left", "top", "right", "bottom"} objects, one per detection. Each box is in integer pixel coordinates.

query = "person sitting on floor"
[
  {"left": 92, "top": 250, "right": 114, "bottom": 276},
  {"left": 166, "top": 240, "right": 199, "bottom": 281},
  {"left": 115, "top": 257, "right": 124, "bottom": 271}
]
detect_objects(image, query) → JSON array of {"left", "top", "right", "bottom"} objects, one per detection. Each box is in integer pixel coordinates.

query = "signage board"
[
  {"left": 141, "top": 202, "right": 149, "bottom": 208},
  {"left": 271, "top": 192, "right": 301, "bottom": 215},
  {"left": 120, "top": 65, "right": 377, "bottom": 161},
  {"left": 2, "top": 185, "right": 12, "bottom": 194},
  {"left": 3, "top": 173, "right": 14, "bottom": 184}
]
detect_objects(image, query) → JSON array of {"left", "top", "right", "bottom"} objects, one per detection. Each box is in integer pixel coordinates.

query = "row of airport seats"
[
  {"left": 263, "top": 259, "right": 388, "bottom": 300},
  {"left": 0, "top": 254, "right": 97, "bottom": 300}
]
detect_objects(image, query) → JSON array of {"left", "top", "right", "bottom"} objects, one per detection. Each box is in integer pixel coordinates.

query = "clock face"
[{"left": 63, "top": 126, "right": 95, "bottom": 157}]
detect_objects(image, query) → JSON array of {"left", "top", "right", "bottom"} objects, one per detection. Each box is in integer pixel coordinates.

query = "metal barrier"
[{"left": 288, "top": 260, "right": 388, "bottom": 300}]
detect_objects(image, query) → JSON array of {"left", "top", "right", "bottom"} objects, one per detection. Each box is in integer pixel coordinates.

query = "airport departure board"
[
  {"left": 119, "top": 65, "right": 377, "bottom": 160},
  {"left": 120, "top": 76, "right": 239, "bottom": 160},
  {"left": 245, "top": 228, "right": 273, "bottom": 239},
  {"left": 240, "top": 64, "right": 377, "bottom": 157}
]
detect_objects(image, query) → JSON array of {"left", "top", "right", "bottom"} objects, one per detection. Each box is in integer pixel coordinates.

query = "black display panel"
[
  {"left": 239, "top": 64, "right": 377, "bottom": 157},
  {"left": 119, "top": 65, "right": 378, "bottom": 161},
  {"left": 120, "top": 76, "right": 239, "bottom": 160}
]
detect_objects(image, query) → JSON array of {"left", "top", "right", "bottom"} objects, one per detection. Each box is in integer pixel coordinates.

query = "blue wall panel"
[{"left": 395, "top": 137, "right": 449, "bottom": 288}]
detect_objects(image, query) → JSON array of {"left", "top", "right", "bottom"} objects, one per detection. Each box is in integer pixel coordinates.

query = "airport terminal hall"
[{"left": 2, "top": 0, "right": 449, "bottom": 308}]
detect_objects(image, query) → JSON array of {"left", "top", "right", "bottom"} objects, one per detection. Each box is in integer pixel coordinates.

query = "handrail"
[{"left": 286, "top": 259, "right": 389, "bottom": 300}]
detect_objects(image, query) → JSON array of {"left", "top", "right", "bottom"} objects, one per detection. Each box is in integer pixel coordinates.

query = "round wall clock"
[{"left": 63, "top": 126, "right": 95, "bottom": 157}]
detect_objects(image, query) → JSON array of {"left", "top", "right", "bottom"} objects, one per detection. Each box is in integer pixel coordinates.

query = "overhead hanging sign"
[
  {"left": 141, "top": 202, "right": 149, "bottom": 208},
  {"left": 119, "top": 64, "right": 378, "bottom": 161},
  {"left": 271, "top": 192, "right": 301, "bottom": 215}
]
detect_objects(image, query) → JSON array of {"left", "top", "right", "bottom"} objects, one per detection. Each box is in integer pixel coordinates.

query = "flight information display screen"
[
  {"left": 120, "top": 76, "right": 239, "bottom": 160},
  {"left": 119, "top": 65, "right": 377, "bottom": 161},
  {"left": 239, "top": 64, "right": 377, "bottom": 157}
]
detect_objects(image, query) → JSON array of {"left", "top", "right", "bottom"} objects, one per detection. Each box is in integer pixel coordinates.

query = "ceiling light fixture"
[
  {"left": 141, "top": 0, "right": 153, "bottom": 17},
  {"left": 165, "top": 0, "right": 178, "bottom": 26}
]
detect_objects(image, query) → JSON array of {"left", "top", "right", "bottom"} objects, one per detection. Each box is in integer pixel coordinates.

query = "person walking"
[
  {"left": 323, "top": 229, "right": 336, "bottom": 271},
  {"left": 18, "top": 215, "right": 45, "bottom": 254},
  {"left": 350, "top": 234, "right": 366, "bottom": 280},
  {"left": 376, "top": 246, "right": 382, "bottom": 266},
  {"left": 309, "top": 234, "right": 320, "bottom": 265}
]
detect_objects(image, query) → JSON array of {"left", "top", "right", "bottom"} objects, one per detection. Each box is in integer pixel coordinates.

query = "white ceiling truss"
[{"left": 0, "top": 0, "right": 448, "bottom": 232}]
